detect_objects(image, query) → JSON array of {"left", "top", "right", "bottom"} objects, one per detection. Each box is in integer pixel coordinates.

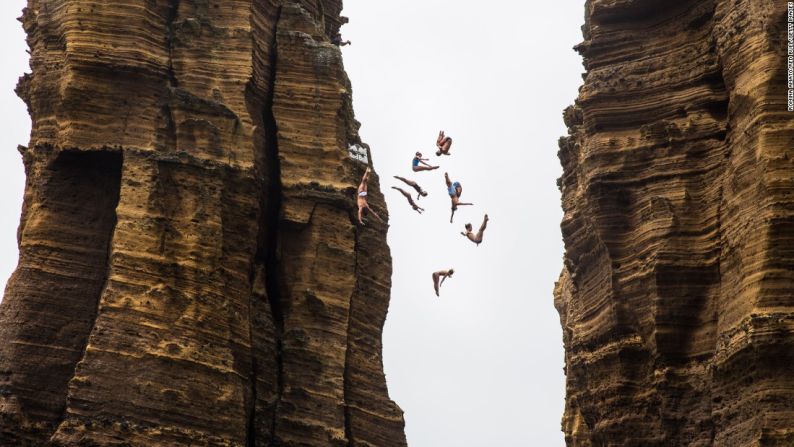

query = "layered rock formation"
[
  {"left": 0, "top": 1, "right": 406, "bottom": 446},
  {"left": 556, "top": 1, "right": 794, "bottom": 445}
]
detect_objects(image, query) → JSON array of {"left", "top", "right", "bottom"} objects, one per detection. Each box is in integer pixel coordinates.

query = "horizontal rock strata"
[
  {"left": 0, "top": 1, "right": 406, "bottom": 446},
  {"left": 556, "top": 1, "right": 794, "bottom": 446}
]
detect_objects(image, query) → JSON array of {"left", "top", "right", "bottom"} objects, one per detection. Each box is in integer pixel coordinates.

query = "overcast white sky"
[
  {"left": 0, "top": 1, "right": 584, "bottom": 445},
  {"left": 341, "top": 2, "right": 583, "bottom": 445}
]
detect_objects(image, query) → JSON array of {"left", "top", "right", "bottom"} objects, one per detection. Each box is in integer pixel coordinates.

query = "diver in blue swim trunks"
[
  {"left": 445, "top": 172, "right": 473, "bottom": 223},
  {"left": 412, "top": 152, "right": 439, "bottom": 172}
]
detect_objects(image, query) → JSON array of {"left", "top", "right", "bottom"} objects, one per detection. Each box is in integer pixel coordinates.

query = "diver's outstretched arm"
[
  {"left": 394, "top": 175, "right": 416, "bottom": 187},
  {"left": 391, "top": 186, "right": 411, "bottom": 200},
  {"left": 359, "top": 167, "right": 371, "bottom": 190}
]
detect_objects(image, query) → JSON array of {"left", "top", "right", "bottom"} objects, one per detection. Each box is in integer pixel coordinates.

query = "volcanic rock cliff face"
[
  {"left": 0, "top": 1, "right": 406, "bottom": 446},
  {"left": 556, "top": 1, "right": 794, "bottom": 445}
]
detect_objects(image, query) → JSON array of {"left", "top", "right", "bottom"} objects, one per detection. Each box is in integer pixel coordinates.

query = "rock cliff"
[
  {"left": 556, "top": 1, "right": 794, "bottom": 445},
  {"left": 0, "top": 1, "right": 406, "bottom": 446}
]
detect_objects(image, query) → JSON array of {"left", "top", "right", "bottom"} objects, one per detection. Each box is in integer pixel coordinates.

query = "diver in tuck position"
[{"left": 436, "top": 130, "right": 453, "bottom": 156}]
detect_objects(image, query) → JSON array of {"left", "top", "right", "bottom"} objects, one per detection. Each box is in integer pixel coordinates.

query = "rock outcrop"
[
  {"left": 0, "top": 1, "right": 406, "bottom": 446},
  {"left": 556, "top": 1, "right": 794, "bottom": 445}
]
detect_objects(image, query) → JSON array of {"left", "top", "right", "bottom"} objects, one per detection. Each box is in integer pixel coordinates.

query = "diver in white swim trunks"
[{"left": 357, "top": 167, "right": 384, "bottom": 225}]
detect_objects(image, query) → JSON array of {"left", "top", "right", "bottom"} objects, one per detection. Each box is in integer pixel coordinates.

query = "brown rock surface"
[
  {"left": 0, "top": 1, "right": 406, "bottom": 446},
  {"left": 557, "top": 1, "right": 794, "bottom": 446}
]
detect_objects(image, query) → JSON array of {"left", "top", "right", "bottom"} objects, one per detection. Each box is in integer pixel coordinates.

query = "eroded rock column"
[
  {"left": 0, "top": 1, "right": 406, "bottom": 446},
  {"left": 557, "top": 1, "right": 794, "bottom": 445}
]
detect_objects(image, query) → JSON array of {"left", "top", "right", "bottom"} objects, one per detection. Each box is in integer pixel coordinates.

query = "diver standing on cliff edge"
[
  {"left": 332, "top": 32, "right": 351, "bottom": 46},
  {"left": 331, "top": 15, "right": 351, "bottom": 46}
]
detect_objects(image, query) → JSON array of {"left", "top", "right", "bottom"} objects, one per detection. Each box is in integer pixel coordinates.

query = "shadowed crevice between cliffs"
[
  {"left": 166, "top": 0, "right": 181, "bottom": 89},
  {"left": 342, "top": 230, "right": 360, "bottom": 446},
  {"left": 260, "top": 101, "right": 285, "bottom": 446},
  {"left": 246, "top": 4, "right": 284, "bottom": 446}
]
